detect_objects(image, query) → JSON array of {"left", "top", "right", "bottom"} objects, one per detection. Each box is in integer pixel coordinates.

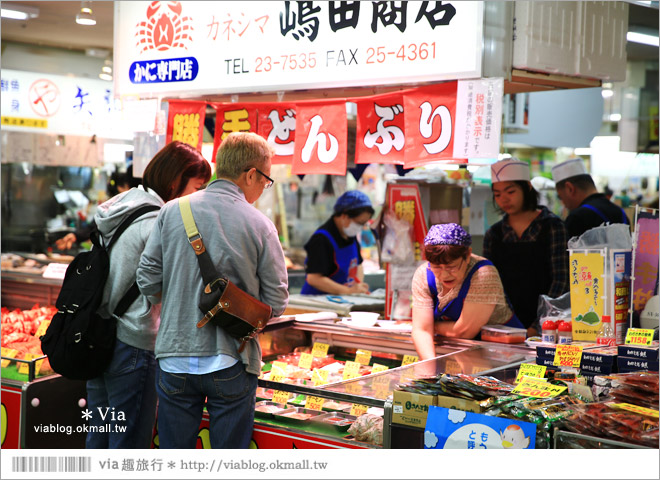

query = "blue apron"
[
  {"left": 579, "top": 204, "right": 629, "bottom": 225},
  {"left": 301, "top": 229, "right": 360, "bottom": 295},
  {"left": 426, "top": 259, "right": 523, "bottom": 328}
]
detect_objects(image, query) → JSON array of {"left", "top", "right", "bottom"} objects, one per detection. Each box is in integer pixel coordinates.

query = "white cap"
[
  {"left": 490, "top": 158, "right": 530, "bottom": 183},
  {"left": 551, "top": 158, "right": 588, "bottom": 183}
]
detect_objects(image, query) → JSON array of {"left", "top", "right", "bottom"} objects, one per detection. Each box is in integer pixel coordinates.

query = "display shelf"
[{"left": 553, "top": 428, "right": 653, "bottom": 449}]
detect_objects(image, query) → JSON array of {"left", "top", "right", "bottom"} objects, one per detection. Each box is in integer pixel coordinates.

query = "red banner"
[
  {"left": 166, "top": 101, "right": 206, "bottom": 151},
  {"left": 403, "top": 82, "right": 458, "bottom": 168},
  {"left": 292, "top": 101, "right": 347, "bottom": 176},
  {"left": 355, "top": 93, "right": 405, "bottom": 165},
  {"left": 257, "top": 104, "right": 296, "bottom": 165},
  {"left": 211, "top": 103, "right": 258, "bottom": 163}
]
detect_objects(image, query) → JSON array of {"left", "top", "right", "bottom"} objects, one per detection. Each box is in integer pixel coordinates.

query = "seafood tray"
[
  {"left": 254, "top": 401, "right": 288, "bottom": 419},
  {"left": 272, "top": 407, "right": 323, "bottom": 425},
  {"left": 310, "top": 412, "right": 357, "bottom": 434}
]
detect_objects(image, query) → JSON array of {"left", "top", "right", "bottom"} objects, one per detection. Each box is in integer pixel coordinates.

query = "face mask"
[{"left": 343, "top": 221, "right": 363, "bottom": 238}]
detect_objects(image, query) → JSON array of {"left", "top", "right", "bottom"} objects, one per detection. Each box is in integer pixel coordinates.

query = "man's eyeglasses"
[{"left": 244, "top": 167, "right": 274, "bottom": 189}]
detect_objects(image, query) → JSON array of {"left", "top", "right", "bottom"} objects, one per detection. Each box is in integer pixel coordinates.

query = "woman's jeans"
[
  {"left": 86, "top": 339, "right": 158, "bottom": 449},
  {"left": 156, "top": 361, "right": 257, "bottom": 449}
]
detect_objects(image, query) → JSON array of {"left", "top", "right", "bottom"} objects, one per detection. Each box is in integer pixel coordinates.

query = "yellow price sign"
[
  {"left": 305, "top": 396, "right": 325, "bottom": 411},
  {"left": 515, "top": 364, "right": 547, "bottom": 384},
  {"left": 1, "top": 348, "right": 18, "bottom": 368},
  {"left": 271, "top": 390, "right": 290, "bottom": 405},
  {"left": 401, "top": 355, "right": 419, "bottom": 366},
  {"left": 271, "top": 361, "right": 288, "bottom": 377},
  {"left": 611, "top": 403, "right": 659, "bottom": 419},
  {"left": 350, "top": 404, "right": 369, "bottom": 417},
  {"left": 355, "top": 349, "right": 372, "bottom": 366},
  {"left": 269, "top": 372, "right": 285, "bottom": 383},
  {"left": 343, "top": 361, "right": 361, "bottom": 380},
  {"left": 17, "top": 354, "right": 44, "bottom": 376},
  {"left": 311, "top": 342, "right": 330, "bottom": 358},
  {"left": 311, "top": 369, "right": 329, "bottom": 386},
  {"left": 512, "top": 378, "right": 567, "bottom": 398},
  {"left": 34, "top": 320, "right": 51, "bottom": 339},
  {"left": 553, "top": 344, "right": 583, "bottom": 367},
  {"left": 298, "top": 353, "right": 313, "bottom": 370},
  {"left": 625, "top": 328, "right": 654, "bottom": 346},
  {"left": 371, "top": 363, "right": 389, "bottom": 374}
]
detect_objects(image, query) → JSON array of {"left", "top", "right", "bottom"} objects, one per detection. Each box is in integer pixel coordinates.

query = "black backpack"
[{"left": 40, "top": 205, "right": 160, "bottom": 381}]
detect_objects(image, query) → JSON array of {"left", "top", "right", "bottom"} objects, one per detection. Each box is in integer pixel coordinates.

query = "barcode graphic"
[{"left": 12, "top": 456, "right": 91, "bottom": 473}]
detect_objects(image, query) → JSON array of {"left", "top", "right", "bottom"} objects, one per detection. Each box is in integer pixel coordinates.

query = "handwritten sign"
[
  {"left": 312, "top": 342, "right": 330, "bottom": 358},
  {"left": 611, "top": 403, "right": 659, "bottom": 419},
  {"left": 1, "top": 348, "right": 18, "bottom": 368},
  {"left": 298, "top": 353, "right": 313, "bottom": 370},
  {"left": 402, "top": 355, "right": 419, "bottom": 366},
  {"left": 271, "top": 361, "right": 288, "bottom": 378},
  {"left": 512, "top": 378, "right": 567, "bottom": 398},
  {"left": 34, "top": 320, "right": 51, "bottom": 339},
  {"left": 311, "top": 369, "right": 329, "bottom": 386},
  {"left": 42, "top": 262, "right": 69, "bottom": 280},
  {"left": 553, "top": 345, "right": 583, "bottom": 367},
  {"left": 343, "top": 361, "right": 361, "bottom": 380},
  {"left": 271, "top": 390, "right": 290, "bottom": 405},
  {"left": 371, "top": 363, "right": 389, "bottom": 374},
  {"left": 305, "top": 396, "right": 325, "bottom": 411},
  {"left": 515, "top": 364, "right": 547, "bottom": 384},
  {"left": 17, "top": 354, "right": 44, "bottom": 376},
  {"left": 350, "top": 404, "right": 369, "bottom": 417},
  {"left": 355, "top": 349, "right": 372, "bottom": 366},
  {"left": 625, "top": 328, "right": 654, "bottom": 346}
]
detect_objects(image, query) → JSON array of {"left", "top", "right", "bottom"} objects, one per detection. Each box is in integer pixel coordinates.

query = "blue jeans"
[
  {"left": 86, "top": 339, "right": 158, "bottom": 449},
  {"left": 156, "top": 361, "right": 257, "bottom": 449}
]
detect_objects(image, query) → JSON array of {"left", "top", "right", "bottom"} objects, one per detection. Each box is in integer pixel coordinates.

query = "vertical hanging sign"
[
  {"left": 166, "top": 101, "right": 206, "bottom": 150},
  {"left": 257, "top": 104, "right": 296, "bottom": 165},
  {"left": 569, "top": 250, "right": 606, "bottom": 342},
  {"left": 211, "top": 103, "right": 258, "bottom": 162},
  {"left": 355, "top": 93, "right": 405, "bottom": 165}
]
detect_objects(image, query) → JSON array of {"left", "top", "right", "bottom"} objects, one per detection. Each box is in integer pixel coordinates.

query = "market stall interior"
[{"left": 1, "top": 0, "right": 659, "bottom": 453}]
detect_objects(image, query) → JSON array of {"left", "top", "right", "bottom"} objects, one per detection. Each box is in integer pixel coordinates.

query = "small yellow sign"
[
  {"left": 350, "top": 404, "right": 369, "bottom": 417},
  {"left": 17, "top": 354, "right": 44, "bottom": 376},
  {"left": 402, "top": 355, "right": 419, "bottom": 366},
  {"left": 355, "top": 349, "right": 372, "bottom": 366},
  {"left": 311, "top": 369, "right": 329, "bottom": 386},
  {"left": 553, "top": 344, "right": 583, "bottom": 367},
  {"left": 371, "top": 363, "right": 389, "bottom": 374},
  {"left": 512, "top": 378, "right": 567, "bottom": 398},
  {"left": 625, "top": 328, "right": 654, "bottom": 346},
  {"left": 305, "top": 396, "right": 325, "bottom": 411},
  {"left": 515, "top": 364, "right": 547, "bottom": 383},
  {"left": 1, "top": 116, "right": 48, "bottom": 128},
  {"left": 298, "top": 353, "right": 313, "bottom": 370},
  {"left": 1, "top": 348, "right": 18, "bottom": 368},
  {"left": 611, "top": 403, "right": 659, "bottom": 419},
  {"left": 311, "top": 342, "right": 330, "bottom": 358},
  {"left": 271, "top": 390, "right": 290, "bottom": 405},
  {"left": 343, "top": 361, "right": 361, "bottom": 380},
  {"left": 270, "top": 361, "right": 288, "bottom": 378},
  {"left": 269, "top": 372, "right": 285, "bottom": 383},
  {"left": 34, "top": 320, "right": 51, "bottom": 339}
]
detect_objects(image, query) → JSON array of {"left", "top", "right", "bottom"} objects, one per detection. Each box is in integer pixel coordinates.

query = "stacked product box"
[
  {"left": 535, "top": 343, "right": 614, "bottom": 383},
  {"left": 616, "top": 342, "right": 659, "bottom": 373}
]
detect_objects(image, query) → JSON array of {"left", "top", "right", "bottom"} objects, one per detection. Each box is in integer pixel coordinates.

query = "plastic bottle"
[
  {"left": 541, "top": 319, "right": 557, "bottom": 343},
  {"left": 557, "top": 321, "right": 573, "bottom": 344},
  {"left": 596, "top": 315, "right": 616, "bottom": 346}
]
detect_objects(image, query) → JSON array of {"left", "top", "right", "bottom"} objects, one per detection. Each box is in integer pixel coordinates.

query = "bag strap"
[{"left": 179, "top": 196, "right": 220, "bottom": 286}]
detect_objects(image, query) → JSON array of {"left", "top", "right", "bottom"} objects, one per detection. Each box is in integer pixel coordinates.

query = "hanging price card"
[
  {"left": 350, "top": 404, "right": 369, "bottom": 417},
  {"left": 312, "top": 342, "right": 330, "bottom": 358},
  {"left": 1, "top": 348, "right": 18, "bottom": 368},
  {"left": 271, "top": 361, "right": 288, "bottom": 377},
  {"left": 625, "top": 328, "right": 654, "bottom": 346},
  {"left": 611, "top": 403, "right": 659, "bottom": 419},
  {"left": 512, "top": 378, "right": 567, "bottom": 398},
  {"left": 371, "top": 363, "right": 389, "bottom": 374},
  {"left": 355, "top": 349, "right": 372, "bottom": 366},
  {"left": 553, "top": 344, "right": 583, "bottom": 367},
  {"left": 311, "top": 368, "right": 329, "bottom": 386},
  {"left": 34, "top": 320, "right": 51, "bottom": 339},
  {"left": 271, "top": 390, "right": 291, "bottom": 405},
  {"left": 17, "top": 354, "right": 44, "bottom": 376},
  {"left": 343, "top": 361, "right": 361, "bottom": 380},
  {"left": 515, "top": 364, "right": 547, "bottom": 383},
  {"left": 305, "top": 396, "right": 325, "bottom": 411},
  {"left": 401, "top": 355, "right": 419, "bottom": 366},
  {"left": 298, "top": 353, "right": 313, "bottom": 370}
]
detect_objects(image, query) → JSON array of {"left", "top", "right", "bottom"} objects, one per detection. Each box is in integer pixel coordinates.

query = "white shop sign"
[{"left": 114, "top": 0, "right": 483, "bottom": 98}]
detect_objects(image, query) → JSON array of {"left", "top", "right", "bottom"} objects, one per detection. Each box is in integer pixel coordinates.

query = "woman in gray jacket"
[{"left": 86, "top": 142, "right": 211, "bottom": 449}]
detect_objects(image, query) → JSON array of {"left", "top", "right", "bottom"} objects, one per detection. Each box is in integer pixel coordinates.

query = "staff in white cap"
[
  {"left": 483, "top": 158, "right": 569, "bottom": 336},
  {"left": 552, "top": 157, "right": 630, "bottom": 238}
]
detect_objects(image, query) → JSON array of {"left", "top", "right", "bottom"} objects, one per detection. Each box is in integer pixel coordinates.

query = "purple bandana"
[{"left": 424, "top": 223, "right": 472, "bottom": 247}]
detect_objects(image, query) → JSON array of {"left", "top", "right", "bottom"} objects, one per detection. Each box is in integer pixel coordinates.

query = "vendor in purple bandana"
[{"left": 411, "top": 223, "right": 522, "bottom": 360}]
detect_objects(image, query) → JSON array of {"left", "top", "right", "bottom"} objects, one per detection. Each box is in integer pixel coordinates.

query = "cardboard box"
[
  {"left": 392, "top": 390, "right": 436, "bottom": 428},
  {"left": 617, "top": 344, "right": 659, "bottom": 361},
  {"left": 435, "top": 395, "right": 484, "bottom": 414}
]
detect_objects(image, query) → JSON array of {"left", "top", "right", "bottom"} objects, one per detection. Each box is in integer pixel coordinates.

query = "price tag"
[
  {"left": 371, "top": 363, "right": 389, "bottom": 374},
  {"left": 42, "top": 262, "right": 68, "bottom": 280},
  {"left": 311, "top": 369, "right": 329, "bottom": 386},
  {"left": 512, "top": 378, "right": 567, "bottom": 398},
  {"left": 625, "top": 328, "right": 654, "bottom": 346},
  {"left": 343, "top": 361, "right": 361, "bottom": 380},
  {"left": 271, "top": 361, "right": 288, "bottom": 377},
  {"left": 553, "top": 344, "right": 583, "bottom": 367},
  {"left": 345, "top": 382, "right": 363, "bottom": 395},
  {"left": 311, "top": 342, "right": 329, "bottom": 358},
  {"left": 34, "top": 320, "right": 51, "bottom": 339},
  {"left": 350, "top": 404, "right": 369, "bottom": 417},
  {"left": 17, "top": 353, "right": 44, "bottom": 376},
  {"left": 401, "top": 355, "right": 419, "bottom": 366},
  {"left": 1, "top": 348, "right": 18, "bottom": 368},
  {"left": 305, "top": 396, "right": 325, "bottom": 411},
  {"left": 271, "top": 390, "right": 290, "bottom": 405},
  {"left": 355, "top": 349, "right": 372, "bottom": 366},
  {"left": 611, "top": 403, "right": 659, "bottom": 419},
  {"left": 515, "top": 364, "right": 547, "bottom": 384},
  {"left": 298, "top": 353, "right": 313, "bottom": 370},
  {"left": 269, "top": 371, "right": 285, "bottom": 383}
]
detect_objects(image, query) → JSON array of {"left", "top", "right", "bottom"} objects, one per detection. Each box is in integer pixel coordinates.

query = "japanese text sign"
[
  {"left": 569, "top": 250, "right": 605, "bottom": 342},
  {"left": 625, "top": 328, "right": 654, "bottom": 346},
  {"left": 211, "top": 102, "right": 258, "bottom": 161},
  {"left": 512, "top": 378, "right": 566, "bottom": 398},
  {"left": 257, "top": 104, "right": 297, "bottom": 164},
  {"left": 166, "top": 100, "right": 206, "bottom": 150},
  {"left": 355, "top": 93, "right": 405, "bottom": 165},
  {"left": 515, "top": 364, "right": 547, "bottom": 384},
  {"left": 553, "top": 345, "right": 583, "bottom": 368}
]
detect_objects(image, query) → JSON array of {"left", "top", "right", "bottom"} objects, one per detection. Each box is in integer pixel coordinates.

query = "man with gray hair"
[{"left": 137, "top": 132, "right": 289, "bottom": 448}]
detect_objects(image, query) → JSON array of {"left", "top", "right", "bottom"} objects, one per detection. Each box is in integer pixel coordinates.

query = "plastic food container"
[
  {"left": 557, "top": 321, "right": 573, "bottom": 344},
  {"left": 541, "top": 319, "right": 558, "bottom": 344},
  {"left": 348, "top": 311, "right": 380, "bottom": 326},
  {"left": 310, "top": 412, "right": 357, "bottom": 433},
  {"left": 254, "top": 401, "right": 288, "bottom": 418},
  {"left": 480, "top": 325, "right": 527, "bottom": 344},
  {"left": 273, "top": 407, "right": 323, "bottom": 425}
]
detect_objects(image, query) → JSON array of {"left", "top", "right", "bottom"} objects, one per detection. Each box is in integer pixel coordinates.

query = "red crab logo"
[{"left": 135, "top": 1, "right": 193, "bottom": 53}]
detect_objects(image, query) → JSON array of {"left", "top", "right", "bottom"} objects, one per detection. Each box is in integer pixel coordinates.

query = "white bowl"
[{"left": 348, "top": 311, "right": 380, "bottom": 326}]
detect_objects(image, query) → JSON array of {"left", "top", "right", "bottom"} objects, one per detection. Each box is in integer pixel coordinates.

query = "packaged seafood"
[
  {"left": 480, "top": 325, "right": 527, "bottom": 344},
  {"left": 254, "top": 401, "right": 287, "bottom": 418},
  {"left": 311, "top": 412, "right": 357, "bottom": 433}
]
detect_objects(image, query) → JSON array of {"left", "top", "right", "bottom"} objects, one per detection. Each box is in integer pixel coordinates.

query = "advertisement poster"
[
  {"left": 610, "top": 249, "right": 632, "bottom": 345},
  {"left": 631, "top": 210, "right": 659, "bottom": 318},
  {"left": 424, "top": 406, "right": 536, "bottom": 449},
  {"left": 569, "top": 250, "right": 606, "bottom": 341}
]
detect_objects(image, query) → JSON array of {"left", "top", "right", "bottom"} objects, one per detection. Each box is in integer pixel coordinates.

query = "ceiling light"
[
  {"left": 99, "top": 72, "right": 113, "bottom": 81},
  {"left": 627, "top": 31, "right": 659, "bottom": 47},
  {"left": 76, "top": 1, "right": 96, "bottom": 26},
  {"left": 1, "top": 3, "right": 39, "bottom": 20},
  {"left": 102, "top": 66, "right": 112, "bottom": 74},
  {"left": 609, "top": 113, "right": 622, "bottom": 122},
  {"left": 601, "top": 89, "right": 614, "bottom": 98}
]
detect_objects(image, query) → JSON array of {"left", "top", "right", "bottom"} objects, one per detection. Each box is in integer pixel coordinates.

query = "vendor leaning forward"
[{"left": 411, "top": 224, "right": 522, "bottom": 360}]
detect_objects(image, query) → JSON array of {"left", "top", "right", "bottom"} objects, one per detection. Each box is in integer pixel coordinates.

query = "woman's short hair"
[
  {"left": 215, "top": 132, "right": 274, "bottom": 180},
  {"left": 493, "top": 180, "right": 539, "bottom": 214},
  {"left": 424, "top": 244, "right": 470, "bottom": 265},
  {"left": 142, "top": 141, "right": 212, "bottom": 202}
]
